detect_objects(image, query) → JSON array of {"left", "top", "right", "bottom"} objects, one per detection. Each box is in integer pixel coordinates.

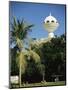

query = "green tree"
[
  {"left": 10, "top": 47, "right": 19, "bottom": 75},
  {"left": 30, "top": 34, "right": 66, "bottom": 82},
  {"left": 41, "top": 34, "right": 66, "bottom": 81}
]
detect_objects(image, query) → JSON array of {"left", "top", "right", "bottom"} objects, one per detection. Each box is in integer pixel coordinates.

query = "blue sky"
[{"left": 10, "top": 1, "right": 66, "bottom": 39}]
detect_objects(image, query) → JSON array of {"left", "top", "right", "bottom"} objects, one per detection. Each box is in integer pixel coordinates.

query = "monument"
[{"left": 32, "top": 13, "right": 59, "bottom": 46}]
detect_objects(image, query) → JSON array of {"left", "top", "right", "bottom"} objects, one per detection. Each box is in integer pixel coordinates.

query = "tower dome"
[{"left": 44, "top": 14, "right": 57, "bottom": 23}]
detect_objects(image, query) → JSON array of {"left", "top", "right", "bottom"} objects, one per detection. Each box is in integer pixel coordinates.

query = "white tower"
[{"left": 44, "top": 13, "right": 59, "bottom": 38}]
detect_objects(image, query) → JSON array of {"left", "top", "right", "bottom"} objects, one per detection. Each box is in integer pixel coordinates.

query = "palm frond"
[
  {"left": 24, "top": 24, "right": 34, "bottom": 31},
  {"left": 11, "top": 17, "right": 34, "bottom": 41},
  {"left": 29, "top": 50, "right": 41, "bottom": 63},
  {"left": 16, "top": 38, "right": 23, "bottom": 49},
  {"left": 16, "top": 52, "right": 27, "bottom": 74}
]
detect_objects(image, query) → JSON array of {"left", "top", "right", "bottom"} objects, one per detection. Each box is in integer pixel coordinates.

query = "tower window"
[
  {"left": 46, "top": 20, "right": 49, "bottom": 23},
  {"left": 51, "top": 20, "right": 54, "bottom": 22}
]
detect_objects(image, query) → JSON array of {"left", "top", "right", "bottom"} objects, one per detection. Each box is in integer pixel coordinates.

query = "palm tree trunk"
[
  {"left": 19, "top": 51, "right": 22, "bottom": 87},
  {"left": 42, "top": 72, "right": 45, "bottom": 81},
  {"left": 19, "top": 60, "right": 21, "bottom": 87}
]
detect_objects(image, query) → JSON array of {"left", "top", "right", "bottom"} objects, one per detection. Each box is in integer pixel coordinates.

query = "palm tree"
[
  {"left": 10, "top": 17, "right": 33, "bottom": 87},
  {"left": 37, "top": 63, "right": 45, "bottom": 81}
]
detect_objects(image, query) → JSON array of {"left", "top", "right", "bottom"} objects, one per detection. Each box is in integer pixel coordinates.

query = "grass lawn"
[{"left": 11, "top": 81, "right": 66, "bottom": 88}]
